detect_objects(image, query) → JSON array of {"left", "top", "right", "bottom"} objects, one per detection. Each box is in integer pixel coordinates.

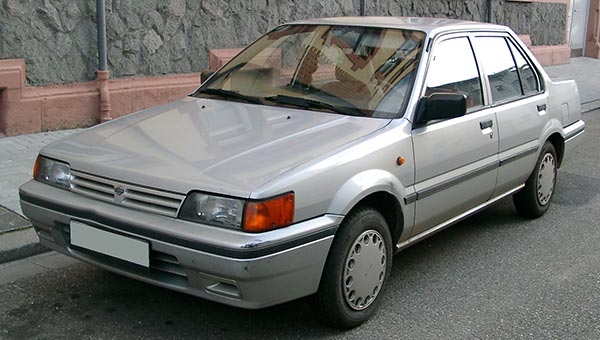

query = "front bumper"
[{"left": 19, "top": 180, "right": 340, "bottom": 309}]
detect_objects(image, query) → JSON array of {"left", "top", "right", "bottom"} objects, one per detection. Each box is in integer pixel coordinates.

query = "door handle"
[
  {"left": 480, "top": 120, "right": 493, "bottom": 130},
  {"left": 537, "top": 104, "right": 547, "bottom": 112}
]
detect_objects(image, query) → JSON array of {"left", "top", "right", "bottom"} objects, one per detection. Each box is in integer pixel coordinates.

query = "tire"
[
  {"left": 309, "top": 207, "right": 393, "bottom": 329},
  {"left": 513, "top": 141, "right": 558, "bottom": 218}
]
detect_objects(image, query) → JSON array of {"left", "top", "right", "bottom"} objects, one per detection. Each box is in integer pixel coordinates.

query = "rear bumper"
[
  {"left": 19, "top": 180, "right": 340, "bottom": 309},
  {"left": 562, "top": 119, "right": 585, "bottom": 165}
]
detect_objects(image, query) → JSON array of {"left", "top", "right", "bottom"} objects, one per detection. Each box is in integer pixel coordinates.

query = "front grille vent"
[
  {"left": 150, "top": 251, "right": 188, "bottom": 279},
  {"left": 70, "top": 170, "right": 185, "bottom": 217}
]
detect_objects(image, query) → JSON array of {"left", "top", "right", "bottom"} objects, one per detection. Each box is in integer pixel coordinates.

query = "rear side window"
[
  {"left": 473, "top": 37, "right": 522, "bottom": 103},
  {"left": 474, "top": 36, "right": 541, "bottom": 104},
  {"left": 425, "top": 37, "right": 483, "bottom": 109},
  {"left": 507, "top": 41, "right": 540, "bottom": 95}
]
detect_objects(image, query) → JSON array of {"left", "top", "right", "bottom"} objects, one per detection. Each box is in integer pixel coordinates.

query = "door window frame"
[
  {"left": 411, "top": 32, "right": 491, "bottom": 128},
  {"left": 471, "top": 33, "right": 545, "bottom": 108}
]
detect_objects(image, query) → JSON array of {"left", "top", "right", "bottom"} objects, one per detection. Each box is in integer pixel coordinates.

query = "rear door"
[
  {"left": 410, "top": 35, "right": 499, "bottom": 236},
  {"left": 471, "top": 35, "right": 548, "bottom": 197}
]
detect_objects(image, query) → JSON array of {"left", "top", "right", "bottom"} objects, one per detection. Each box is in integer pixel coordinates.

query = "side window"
[
  {"left": 425, "top": 37, "right": 483, "bottom": 109},
  {"left": 474, "top": 37, "right": 522, "bottom": 103},
  {"left": 507, "top": 40, "right": 540, "bottom": 95}
]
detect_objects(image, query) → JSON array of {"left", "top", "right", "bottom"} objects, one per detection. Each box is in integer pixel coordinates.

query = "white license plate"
[{"left": 70, "top": 221, "right": 149, "bottom": 267}]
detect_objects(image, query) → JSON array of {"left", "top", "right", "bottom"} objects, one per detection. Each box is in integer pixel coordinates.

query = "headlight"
[
  {"left": 179, "top": 193, "right": 244, "bottom": 229},
  {"left": 33, "top": 156, "right": 71, "bottom": 189},
  {"left": 179, "top": 192, "right": 294, "bottom": 232}
]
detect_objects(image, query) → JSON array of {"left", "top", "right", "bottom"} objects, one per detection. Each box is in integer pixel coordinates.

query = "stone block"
[
  {"left": 209, "top": 48, "right": 244, "bottom": 71},
  {"left": 531, "top": 45, "right": 571, "bottom": 66},
  {"left": 143, "top": 29, "right": 163, "bottom": 55}
]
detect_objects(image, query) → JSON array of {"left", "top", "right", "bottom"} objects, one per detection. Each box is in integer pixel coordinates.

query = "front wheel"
[
  {"left": 309, "top": 207, "right": 393, "bottom": 329},
  {"left": 513, "top": 141, "right": 558, "bottom": 218}
]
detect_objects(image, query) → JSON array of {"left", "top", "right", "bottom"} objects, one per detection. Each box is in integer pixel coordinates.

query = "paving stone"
[
  {"left": 0, "top": 207, "right": 31, "bottom": 233},
  {"left": 0, "top": 228, "right": 48, "bottom": 264},
  {"left": 0, "top": 251, "right": 77, "bottom": 284},
  {"left": 0, "top": 129, "right": 80, "bottom": 216},
  {"left": 0, "top": 257, "right": 48, "bottom": 284},
  {"left": 28, "top": 251, "right": 79, "bottom": 270}
]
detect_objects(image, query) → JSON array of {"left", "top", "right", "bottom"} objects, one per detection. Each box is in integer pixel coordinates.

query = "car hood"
[{"left": 42, "top": 97, "right": 390, "bottom": 197}]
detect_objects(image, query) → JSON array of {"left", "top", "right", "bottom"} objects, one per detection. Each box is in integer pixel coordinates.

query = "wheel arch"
[
  {"left": 547, "top": 132, "right": 565, "bottom": 168},
  {"left": 327, "top": 169, "right": 408, "bottom": 246},
  {"left": 540, "top": 117, "right": 566, "bottom": 168},
  {"left": 348, "top": 192, "right": 404, "bottom": 246}
]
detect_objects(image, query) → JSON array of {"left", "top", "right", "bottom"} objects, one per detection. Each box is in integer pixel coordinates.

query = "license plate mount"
[{"left": 70, "top": 221, "right": 149, "bottom": 268}]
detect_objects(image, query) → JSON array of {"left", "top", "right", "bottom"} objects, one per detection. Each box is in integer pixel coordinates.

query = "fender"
[
  {"left": 541, "top": 117, "right": 566, "bottom": 142},
  {"left": 518, "top": 113, "right": 566, "bottom": 178},
  {"left": 540, "top": 117, "right": 566, "bottom": 166},
  {"left": 327, "top": 169, "right": 415, "bottom": 240}
]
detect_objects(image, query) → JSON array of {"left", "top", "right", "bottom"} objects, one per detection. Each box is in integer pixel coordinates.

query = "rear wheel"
[
  {"left": 309, "top": 207, "right": 392, "bottom": 329},
  {"left": 513, "top": 141, "right": 558, "bottom": 218}
]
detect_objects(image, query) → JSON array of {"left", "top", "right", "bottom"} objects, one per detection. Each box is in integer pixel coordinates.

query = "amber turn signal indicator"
[
  {"left": 243, "top": 192, "right": 295, "bottom": 232},
  {"left": 33, "top": 155, "right": 40, "bottom": 179}
]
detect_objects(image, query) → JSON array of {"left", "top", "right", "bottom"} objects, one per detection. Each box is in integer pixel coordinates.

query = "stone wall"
[
  {"left": 366, "top": 0, "right": 567, "bottom": 46},
  {"left": 0, "top": 0, "right": 566, "bottom": 86},
  {"left": 0, "top": 0, "right": 97, "bottom": 85},
  {"left": 500, "top": 2, "right": 567, "bottom": 46}
]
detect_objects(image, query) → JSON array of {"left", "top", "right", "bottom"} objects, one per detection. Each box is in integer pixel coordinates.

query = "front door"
[{"left": 411, "top": 36, "right": 499, "bottom": 236}]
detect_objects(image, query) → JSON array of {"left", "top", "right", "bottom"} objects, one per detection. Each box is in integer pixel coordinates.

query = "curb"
[
  {"left": 582, "top": 100, "right": 600, "bottom": 114},
  {"left": 0, "top": 205, "right": 50, "bottom": 264},
  {"left": 0, "top": 240, "right": 50, "bottom": 265},
  {"left": 0, "top": 226, "right": 50, "bottom": 265}
]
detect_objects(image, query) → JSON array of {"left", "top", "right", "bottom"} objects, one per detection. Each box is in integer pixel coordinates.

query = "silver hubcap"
[
  {"left": 343, "top": 230, "right": 386, "bottom": 311},
  {"left": 537, "top": 152, "right": 556, "bottom": 206}
]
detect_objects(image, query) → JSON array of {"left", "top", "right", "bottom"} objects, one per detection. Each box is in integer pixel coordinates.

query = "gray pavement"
[
  {"left": 0, "top": 57, "right": 599, "bottom": 266},
  {"left": 545, "top": 57, "right": 600, "bottom": 105}
]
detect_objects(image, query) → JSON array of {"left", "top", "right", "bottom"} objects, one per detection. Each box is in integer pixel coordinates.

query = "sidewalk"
[
  {"left": 545, "top": 57, "right": 600, "bottom": 111},
  {"left": 0, "top": 129, "right": 80, "bottom": 263},
  {"left": 1, "top": 57, "right": 600, "bottom": 265}
]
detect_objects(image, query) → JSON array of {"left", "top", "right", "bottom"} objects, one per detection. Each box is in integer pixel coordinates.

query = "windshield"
[{"left": 193, "top": 24, "right": 426, "bottom": 118}]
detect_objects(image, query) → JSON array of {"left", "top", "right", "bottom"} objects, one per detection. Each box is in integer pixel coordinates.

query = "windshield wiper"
[
  {"left": 195, "top": 88, "right": 263, "bottom": 105},
  {"left": 264, "top": 95, "right": 363, "bottom": 116}
]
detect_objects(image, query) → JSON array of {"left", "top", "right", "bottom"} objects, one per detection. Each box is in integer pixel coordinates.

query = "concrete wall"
[{"left": 0, "top": 0, "right": 567, "bottom": 86}]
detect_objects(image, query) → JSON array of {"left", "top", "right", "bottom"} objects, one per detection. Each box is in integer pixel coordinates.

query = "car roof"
[{"left": 286, "top": 16, "right": 507, "bottom": 35}]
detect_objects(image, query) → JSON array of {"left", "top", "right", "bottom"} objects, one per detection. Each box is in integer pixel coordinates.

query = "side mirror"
[{"left": 414, "top": 92, "right": 467, "bottom": 125}]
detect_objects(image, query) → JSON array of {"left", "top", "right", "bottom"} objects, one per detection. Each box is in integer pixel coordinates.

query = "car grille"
[{"left": 70, "top": 170, "right": 185, "bottom": 218}]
